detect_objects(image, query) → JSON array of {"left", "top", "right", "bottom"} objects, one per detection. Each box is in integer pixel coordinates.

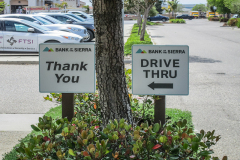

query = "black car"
[
  {"left": 176, "top": 14, "right": 194, "bottom": 20},
  {"left": 38, "top": 13, "right": 95, "bottom": 42},
  {"left": 147, "top": 15, "right": 169, "bottom": 22}
]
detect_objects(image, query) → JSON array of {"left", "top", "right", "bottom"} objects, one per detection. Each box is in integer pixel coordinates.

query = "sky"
[{"left": 80, "top": 0, "right": 207, "bottom": 6}]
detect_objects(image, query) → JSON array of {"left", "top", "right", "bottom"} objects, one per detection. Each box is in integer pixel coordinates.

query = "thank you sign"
[
  {"left": 39, "top": 43, "right": 95, "bottom": 93},
  {"left": 132, "top": 45, "right": 189, "bottom": 95}
]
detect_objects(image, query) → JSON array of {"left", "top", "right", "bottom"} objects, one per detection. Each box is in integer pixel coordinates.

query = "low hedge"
[
  {"left": 237, "top": 18, "right": 240, "bottom": 28},
  {"left": 227, "top": 18, "right": 240, "bottom": 27},
  {"left": 219, "top": 17, "right": 229, "bottom": 22},
  {"left": 170, "top": 19, "right": 185, "bottom": 23},
  {"left": 208, "top": 16, "right": 219, "bottom": 21}
]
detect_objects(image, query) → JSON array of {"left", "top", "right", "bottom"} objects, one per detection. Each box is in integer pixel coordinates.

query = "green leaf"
[
  {"left": 153, "top": 123, "right": 160, "bottom": 133},
  {"left": 199, "top": 150, "right": 214, "bottom": 156},
  {"left": 183, "top": 143, "right": 188, "bottom": 149},
  {"left": 192, "top": 142, "right": 199, "bottom": 152},
  {"left": 182, "top": 119, "right": 187, "bottom": 127},
  {"left": 15, "top": 147, "right": 25, "bottom": 153},
  {"left": 31, "top": 125, "right": 41, "bottom": 132},
  {"left": 69, "top": 149, "right": 76, "bottom": 156}
]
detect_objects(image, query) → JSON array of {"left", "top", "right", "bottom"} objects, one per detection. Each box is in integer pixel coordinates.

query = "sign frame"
[
  {"left": 39, "top": 43, "right": 95, "bottom": 93},
  {"left": 132, "top": 45, "right": 189, "bottom": 96}
]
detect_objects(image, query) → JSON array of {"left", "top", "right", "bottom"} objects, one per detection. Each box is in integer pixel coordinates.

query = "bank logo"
[
  {"left": 136, "top": 49, "right": 147, "bottom": 54},
  {"left": 7, "top": 37, "right": 17, "bottom": 46},
  {"left": 43, "top": 47, "right": 54, "bottom": 52}
]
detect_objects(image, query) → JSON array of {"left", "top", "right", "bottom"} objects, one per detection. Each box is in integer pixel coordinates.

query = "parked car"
[
  {"left": 147, "top": 14, "right": 169, "bottom": 22},
  {"left": 176, "top": 14, "right": 194, "bottom": 20},
  {"left": 0, "top": 14, "right": 88, "bottom": 39},
  {"left": 0, "top": 18, "right": 83, "bottom": 53},
  {"left": 232, "top": 14, "right": 239, "bottom": 18},
  {"left": 68, "top": 11, "right": 94, "bottom": 22},
  {"left": 38, "top": 13, "right": 95, "bottom": 42}
]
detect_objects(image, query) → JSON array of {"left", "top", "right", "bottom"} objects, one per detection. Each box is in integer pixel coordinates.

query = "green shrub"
[
  {"left": 237, "top": 18, "right": 240, "bottom": 28},
  {"left": 170, "top": 19, "right": 185, "bottom": 23},
  {"left": 208, "top": 16, "right": 214, "bottom": 21},
  {"left": 219, "top": 17, "right": 229, "bottom": 22},
  {"left": 227, "top": 18, "right": 239, "bottom": 26},
  {"left": 14, "top": 114, "right": 224, "bottom": 160}
]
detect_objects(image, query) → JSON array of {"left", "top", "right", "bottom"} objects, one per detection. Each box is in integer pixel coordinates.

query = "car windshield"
[
  {"left": 62, "top": 15, "right": 81, "bottom": 22},
  {"left": 40, "top": 15, "right": 64, "bottom": 24},
  {"left": 20, "top": 19, "right": 52, "bottom": 31},
  {"left": 33, "top": 16, "right": 53, "bottom": 25},
  {"left": 65, "top": 14, "right": 86, "bottom": 22}
]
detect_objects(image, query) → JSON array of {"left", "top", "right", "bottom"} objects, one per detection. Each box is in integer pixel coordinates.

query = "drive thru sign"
[
  {"left": 39, "top": 43, "right": 95, "bottom": 93},
  {"left": 132, "top": 45, "right": 189, "bottom": 95}
]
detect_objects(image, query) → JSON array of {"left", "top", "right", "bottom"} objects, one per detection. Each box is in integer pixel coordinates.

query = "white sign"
[
  {"left": 39, "top": 43, "right": 95, "bottom": 93},
  {"left": 132, "top": 45, "right": 189, "bottom": 95}
]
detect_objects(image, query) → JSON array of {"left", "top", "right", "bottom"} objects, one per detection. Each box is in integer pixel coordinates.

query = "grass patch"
[
  {"left": 124, "top": 23, "right": 153, "bottom": 56},
  {"left": 2, "top": 105, "right": 62, "bottom": 160},
  {"left": 146, "top": 21, "right": 162, "bottom": 25},
  {"left": 136, "top": 103, "right": 193, "bottom": 128}
]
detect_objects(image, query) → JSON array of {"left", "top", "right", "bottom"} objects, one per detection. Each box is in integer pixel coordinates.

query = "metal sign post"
[
  {"left": 154, "top": 96, "right": 165, "bottom": 125},
  {"left": 132, "top": 45, "right": 189, "bottom": 126},
  {"left": 62, "top": 93, "right": 74, "bottom": 121},
  {"left": 39, "top": 43, "right": 95, "bottom": 121}
]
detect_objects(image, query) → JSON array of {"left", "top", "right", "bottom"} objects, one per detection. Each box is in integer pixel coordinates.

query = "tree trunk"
[
  {"left": 140, "top": 6, "right": 152, "bottom": 41},
  {"left": 92, "top": 0, "right": 133, "bottom": 125},
  {"left": 137, "top": 12, "right": 142, "bottom": 35}
]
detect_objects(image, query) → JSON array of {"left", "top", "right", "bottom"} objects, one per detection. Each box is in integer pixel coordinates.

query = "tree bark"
[
  {"left": 137, "top": 12, "right": 142, "bottom": 35},
  {"left": 140, "top": 5, "right": 152, "bottom": 41},
  {"left": 92, "top": 0, "right": 133, "bottom": 125}
]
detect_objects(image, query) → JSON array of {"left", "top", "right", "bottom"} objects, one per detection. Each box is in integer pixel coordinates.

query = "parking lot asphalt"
[
  {"left": 0, "top": 22, "right": 134, "bottom": 159},
  {"left": 147, "top": 19, "right": 240, "bottom": 159}
]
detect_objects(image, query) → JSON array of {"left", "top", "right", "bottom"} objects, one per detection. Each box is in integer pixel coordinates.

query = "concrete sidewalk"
[{"left": 0, "top": 23, "right": 134, "bottom": 159}]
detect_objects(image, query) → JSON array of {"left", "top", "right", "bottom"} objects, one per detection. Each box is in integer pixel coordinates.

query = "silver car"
[{"left": 0, "top": 14, "right": 88, "bottom": 39}]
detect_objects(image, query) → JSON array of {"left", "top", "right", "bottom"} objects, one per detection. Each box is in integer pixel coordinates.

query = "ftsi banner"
[
  {"left": 132, "top": 45, "right": 189, "bottom": 95},
  {"left": 39, "top": 43, "right": 95, "bottom": 93}
]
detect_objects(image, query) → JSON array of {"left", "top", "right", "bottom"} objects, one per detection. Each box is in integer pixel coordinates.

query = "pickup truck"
[{"left": 176, "top": 14, "right": 194, "bottom": 20}]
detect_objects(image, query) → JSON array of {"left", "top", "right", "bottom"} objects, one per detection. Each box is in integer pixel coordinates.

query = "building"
[
  {"left": 2, "top": 0, "right": 62, "bottom": 14},
  {"left": 1, "top": 0, "right": 89, "bottom": 14}
]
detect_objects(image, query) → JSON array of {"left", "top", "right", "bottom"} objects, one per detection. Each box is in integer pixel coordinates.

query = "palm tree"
[{"left": 168, "top": 0, "right": 179, "bottom": 18}]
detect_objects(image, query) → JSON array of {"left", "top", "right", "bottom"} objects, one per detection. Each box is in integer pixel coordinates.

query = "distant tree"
[
  {"left": 216, "top": 0, "right": 231, "bottom": 17},
  {"left": 192, "top": 4, "right": 208, "bottom": 12},
  {"left": 162, "top": 5, "right": 173, "bottom": 17},
  {"left": 0, "top": 2, "right": 9, "bottom": 14},
  {"left": 149, "top": 6, "right": 159, "bottom": 17},
  {"left": 155, "top": 1, "right": 163, "bottom": 14},
  {"left": 83, "top": 5, "right": 90, "bottom": 13},
  {"left": 168, "top": 0, "right": 179, "bottom": 17},
  {"left": 228, "top": 0, "right": 240, "bottom": 14},
  {"left": 55, "top": 2, "right": 68, "bottom": 9},
  {"left": 176, "top": 4, "right": 184, "bottom": 13},
  {"left": 208, "top": 0, "right": 231, "bottom": 17}
]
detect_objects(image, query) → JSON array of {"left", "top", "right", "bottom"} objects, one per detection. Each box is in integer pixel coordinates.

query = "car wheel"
[
  {"left": 45, "top": 40, "right": 60, "bottom": 43},
  {"left": 162, "top": 19, "right": 166, "bottom": 22},
  {"left": 147, "top": 18, "right": 151, "bottom": 22},
  {"left": 84, "top": 30, "right": 94, "bottom": 42}
]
